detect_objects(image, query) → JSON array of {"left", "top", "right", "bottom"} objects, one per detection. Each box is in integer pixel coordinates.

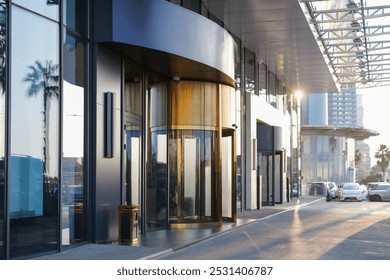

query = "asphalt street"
[{"left": 154, "top": 198, "right": 390, "bottom": 260}]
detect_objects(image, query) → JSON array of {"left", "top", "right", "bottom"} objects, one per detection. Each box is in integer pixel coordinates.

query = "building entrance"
[
  {"left": 168, "top": 130, "right": 217, "bottom": 224},
  {"left": 124, "top": 118, "right": 141, "bottom": 207}
]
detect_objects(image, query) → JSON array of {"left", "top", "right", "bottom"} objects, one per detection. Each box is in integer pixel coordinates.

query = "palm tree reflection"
[{"left": 24, "top": 60, "right": 59, "bottom": 215}]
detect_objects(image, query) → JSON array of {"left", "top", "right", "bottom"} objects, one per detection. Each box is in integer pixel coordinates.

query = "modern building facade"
[
  {"left": 301, "top": 90, "right": 377, "bottom": 186},
  {"left": 328, "top": 86, "right": 358, "bottom": 127},
  {"left": 0, "top": 0, "right": 344, "bottom": 259}
]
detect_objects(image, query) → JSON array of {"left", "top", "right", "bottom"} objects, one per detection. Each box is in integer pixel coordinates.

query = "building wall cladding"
[{"left": 0, "top": 0, "right": 298, "bottom": 259}]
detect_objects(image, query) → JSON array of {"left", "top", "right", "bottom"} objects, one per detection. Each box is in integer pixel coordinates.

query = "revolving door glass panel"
[
  {"left": 222, "top": 130, "right": 235, "bottom": 221},
  {"left": 125, "top": 121, "right": 140, "bottom": 206},
  {"left": 169, "top": 130, "right": 216, "bottom": 223}
]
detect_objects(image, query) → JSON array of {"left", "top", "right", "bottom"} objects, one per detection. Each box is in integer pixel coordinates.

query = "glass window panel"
[
  {"left": 222, "top": 136, "right": 232, "bottom": 217},
  {"left": 259, "top": 63, "right": 267, "bottom": 94},
  {"left": 182, "top": 0, "right": 200, "bottom": 13},
  {"left": 124, "top": 63, "right": 142, "bottom": 116},
  {"left": 13, "top": 0, "right": 59, "bottom": 21},
  {"left": 64, "top": 0, "right": 88, "bottom": 35},
  {"left": 62, "top": 32, "right": 85, "bottom": 245},
  {"left": 184, "top": 138, "right": 197, "bottom": 217},
  {"left": 169, "top": 0, "right": 182, "bottom": 5},
  {"left": 10, "top": 6, "right": 59, "bottom": 258},
  {"left": 245, "top": 49, "right": 255, "bottom": 95},
  {"left": 168, "top": 131, "right": 180, "bottom": 220},
  {"left": 0, "top": 0, "right": 5, "bottom": 260},
  {"left": 147, "top": 131, "right": 167, "bottom": 229},
  {"left": 126, "top": 123, "right": 140, "bottom": 206}
]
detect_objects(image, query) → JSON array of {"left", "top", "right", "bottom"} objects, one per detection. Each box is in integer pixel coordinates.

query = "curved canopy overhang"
[
  {"left": 301, "top": 125, "right": 379, "bottom": 140},
  {"left": 93, "top": 0, "right": 237, "bottom": 86},
  {"left": 301, "top": 0, "right": 390, "bottom": 90}
]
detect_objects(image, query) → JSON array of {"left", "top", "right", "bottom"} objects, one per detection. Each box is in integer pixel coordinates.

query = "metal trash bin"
[{"left": 118, "top": 204, "right": 140, "bottom": 244}]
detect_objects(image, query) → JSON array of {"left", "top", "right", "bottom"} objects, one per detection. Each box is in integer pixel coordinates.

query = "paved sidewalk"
[{"left": 32, "top": 196, "right": 322, "bottom": 260}]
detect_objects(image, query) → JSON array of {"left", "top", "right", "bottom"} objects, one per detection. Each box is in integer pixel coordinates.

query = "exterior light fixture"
[
  {"left": 351, "top": 21, "right": 361, "bottom": 28},
  {"left": 356, "top": 51, "right": 364, "bottom": 59},
  {"left": 172, "top": 75, "right": 180, "bottom": 82},
  {"left": 295, "top": 90, "right": 302, "bottom": 101},
  {"left": 347, "top": 2, "right": 359, "bottom": 14}
]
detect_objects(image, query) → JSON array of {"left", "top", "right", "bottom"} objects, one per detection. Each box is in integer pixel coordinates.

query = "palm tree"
[
  {"left": 355, "top": 149, "right": 362, "bottom": 168},
  {"left": 23, "top": 60, "right": 59, "bottom": 176},
  {"left": 0, "top": 3, "right": 6, "bottom": 95},
  {"left": 374, "top": 144, "right": 390, "bottom": 181}
]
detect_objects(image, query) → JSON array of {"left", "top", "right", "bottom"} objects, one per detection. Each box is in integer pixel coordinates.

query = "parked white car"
[
  {"left": 340, "top": 182, "right": 364, "bottom": 201},
  {"left": 328, "top": 182, "right": 339, "bottom": 199},
  {"left": 360, "top": 184, "right": 367, "bottom": 199}
]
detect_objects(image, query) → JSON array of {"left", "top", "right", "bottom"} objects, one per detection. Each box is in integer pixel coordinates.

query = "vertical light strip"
[{"left": 104, "top": 91, "right": 114, "bottom": 158}]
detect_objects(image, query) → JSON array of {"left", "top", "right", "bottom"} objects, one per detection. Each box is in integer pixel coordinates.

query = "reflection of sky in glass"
[
  {"left": 63, "top": 81, "right": 84, "bottom": 157},
  {"left": 12, "top": 0, "right": 59, "bottom": 21},
  {"left": 11, "top": 6, "right": 59, "bottom": 159}
]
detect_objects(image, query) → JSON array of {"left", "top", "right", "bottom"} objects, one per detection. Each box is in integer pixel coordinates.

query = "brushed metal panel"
[
  {"left": 94, "top": 47, "right": 122, "bottom": 243},
  {"left": 94, "top": 0, "right": 236, "bottom": 81}
]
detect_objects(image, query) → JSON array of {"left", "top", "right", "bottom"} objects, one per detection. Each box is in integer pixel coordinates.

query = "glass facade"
[
  {"left": 168, "top": 130, "right": 217, "bottom": 223},
  {"left": 0, "top": 0, "right": 5, "bottom": 260},
  {"left": 301, "top": 135, "right": 348, "bottom": 186},
  {"left": 0, "top": 0, "right": 297, "bottom": 259},
  {"left": 13, "top": 0, "right": 59, "bottom": 21},
  {"left": 148, "top": 82, "right": 168, "bottom": 229},
  {"left": 0, "top": 0, "right": 89, "bottom": 258},
  {"left": 148, "top": 81, "right": 236, "bottom": 227},
  {"left": 10, "top": 4, "right": 60, "bottom": 258},
  {"left": 62, "top": 32, "right": 86, "bottom": 246}
]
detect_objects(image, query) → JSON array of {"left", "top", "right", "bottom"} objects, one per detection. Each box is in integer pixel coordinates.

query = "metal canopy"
[
  {"left": 202, "top": 0, "right": 390, "bottom": 93},
  {"left": 301, "top": 0, "right": 390, "bottom": 90},
  {"left": 301, "top": 125, "right": 379, "bottom": 140},
  {"left": 202, "top": 0, "right": 339, "bottom": 94}
]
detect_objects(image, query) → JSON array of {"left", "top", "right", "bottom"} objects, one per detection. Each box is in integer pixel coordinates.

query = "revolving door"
[{"left": 148, "top": 81, "right": 236, "bottom": 228}]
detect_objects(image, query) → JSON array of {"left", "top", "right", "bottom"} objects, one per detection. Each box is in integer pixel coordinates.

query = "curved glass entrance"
[
  {"left": 168, "top": 130, "right": 217, "bottom": 223},
  {"left": 148, "top": 80, "right": 236, "bottom": 228}
]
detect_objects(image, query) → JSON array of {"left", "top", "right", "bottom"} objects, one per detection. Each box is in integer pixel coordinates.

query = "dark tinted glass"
[
  {"left": 0, "top": 0, "right": 5, "bottom": 260},
  {"left": 64, "top": 0, "right": 88, "bottom": 35}
]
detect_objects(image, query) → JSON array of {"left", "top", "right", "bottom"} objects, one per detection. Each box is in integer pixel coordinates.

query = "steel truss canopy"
[{"left": 301, "top": 0, "right": 390, "bottom": 90}]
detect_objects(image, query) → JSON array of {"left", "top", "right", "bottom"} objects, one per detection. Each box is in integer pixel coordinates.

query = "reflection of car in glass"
[
  {"left": 368, "top": 183, "right": 390, "bottom": 201},
  {"left": 308, "top": 182, "right": 328, "bottom": 196},
  {"left": 340, "top": 182, "right": 364, "bottom": 201},
  {"left": 63, "top": 185, "right": 83, "bottom": 204},
  {"left": 292, "top": 185, "right": 298, "bottom": 197}
]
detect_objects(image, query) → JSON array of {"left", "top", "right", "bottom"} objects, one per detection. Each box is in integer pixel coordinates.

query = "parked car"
[
  {"left": 360, "top": 184, "right": 367, "bottom": 199},
  {"left": 367, "top": 182, "right": 386, "bottom": 190},
  {"left": 340, "top": 182, "right": 364, "bottom": 201},
  {"left": 308, "top": 182, "right": 328, "bottom": 196},
  {"left": 368, "top": 183, "right": 390, "bottom": 201},
  {"left": 328, "top": 182, "right": 339, "bottom": 199}
]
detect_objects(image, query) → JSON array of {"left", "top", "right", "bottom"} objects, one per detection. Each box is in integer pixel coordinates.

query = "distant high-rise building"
[
  {"left": 328, "top": 85, "right": 357, "bottom": 127},
  {"left": 301, "top": 86, "right": 375, "bottom": 185}
]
